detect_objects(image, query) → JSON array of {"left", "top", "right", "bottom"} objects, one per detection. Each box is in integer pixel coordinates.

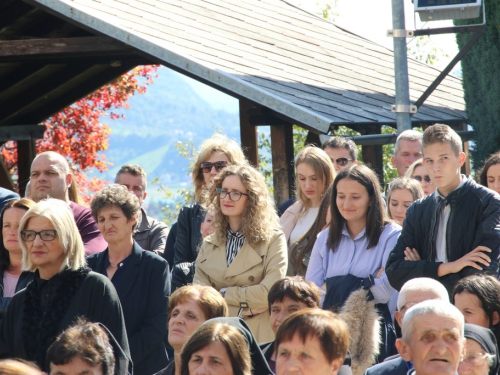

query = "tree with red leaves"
[{"left": 1, "top": 65, "right": 157, "bottom": 199}]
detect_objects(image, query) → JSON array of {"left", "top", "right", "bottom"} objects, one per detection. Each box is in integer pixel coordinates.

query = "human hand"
[
  {"left": 375, "top": 267, "right": 384, "bottom": 278},
  {"left": 439, "top": 246, "right": 491, "bottom": 276},
  {"left": 404, "top": 247, "right": 421, "bottom": 261}
]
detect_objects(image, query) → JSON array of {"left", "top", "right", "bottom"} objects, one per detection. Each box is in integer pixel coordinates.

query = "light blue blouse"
[{"left": 305, "top": 222, "right": 401, "bottom": 304}]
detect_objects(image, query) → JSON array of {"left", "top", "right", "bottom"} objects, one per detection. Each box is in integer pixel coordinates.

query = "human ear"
[
  {"left": 458, "top": 152, "right": 466, "bottom": 167},
  {"left": 492, "top": 311, "right": 500, "bottom": 326},
  {"left": 396, "top": 339, "right": 412, "bottom": 361},
  {"left": 395, "top": 311, "right": 403, "bottom": 328},
  {"left": 330, "top": 358, "right": 343, "bottom": 375}
]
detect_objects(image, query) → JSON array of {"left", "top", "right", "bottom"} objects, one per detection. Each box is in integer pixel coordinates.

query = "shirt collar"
[
  {"left": 341, "top": 223, "right": 367, "bottom": 240},
  {"left": 435, "top": 174, "right": 466, "bottom": 202},
  {"left": 227, "top": 227, "right": 245, "bottom": 240}
]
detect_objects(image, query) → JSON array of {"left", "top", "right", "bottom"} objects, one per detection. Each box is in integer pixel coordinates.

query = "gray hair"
[
  {"left": 91, "top": 184, "right": 140, "bottom": 231},
  {"left": 115, "top": 164, "right": 147, "bottom": 190},
  {"left": 402, "top": 300, "right": 464, "bottom": 342},
  {"left": 394, "top": 130, "right": 423, "bottom": 156},
  {"left": 20, "top": 199, "right": 86, "bottom": 272},
  {"left": 397, "top": 277, "right": 449, "bottom": 310}
]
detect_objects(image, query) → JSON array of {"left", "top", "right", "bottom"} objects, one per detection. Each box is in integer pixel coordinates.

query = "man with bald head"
[
  {"left": 30, "top": 151, "right": 107, "bottom": 255},
  {"left": 365, "top": 278, "right": 450, "bottom": 375}
]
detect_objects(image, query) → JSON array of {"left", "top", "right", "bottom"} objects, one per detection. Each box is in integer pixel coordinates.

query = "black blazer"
[
  {"left": 364, "top": 355, "right": 408, "bottom": 375},
  {"left": 88, "top": 242, "right": 171, "bottom": 375}
]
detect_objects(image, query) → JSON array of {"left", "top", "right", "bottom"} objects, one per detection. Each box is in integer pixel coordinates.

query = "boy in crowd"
[{"left": 386, "top": 124, "right": 500, "bottom": 293}]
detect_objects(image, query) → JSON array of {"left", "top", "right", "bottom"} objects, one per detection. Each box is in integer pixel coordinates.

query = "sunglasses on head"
[
  {"left": 413, "top": 175, "right": 432, "bottom": 183},
  {"left": 333, "top": 157, "right": 353, "bottom": 166},
  {"left": 200, "top": 161, "right": 229, "bottom": 173}
]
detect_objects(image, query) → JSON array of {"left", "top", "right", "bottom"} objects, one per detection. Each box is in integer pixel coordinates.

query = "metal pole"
[{"left": 391, "top": 0, "right": 412, "bottom": 132}]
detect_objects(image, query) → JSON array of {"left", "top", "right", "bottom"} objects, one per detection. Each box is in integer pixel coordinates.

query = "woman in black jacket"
[
  {"left": 87, "top": 184, "right": 171, "bottom": 375},
  {"left": 173, "top": 135, "right": 246, "bottom": 273},
  {"left": 0, "top": 198, "right": 129, "bottom": 373},
  {"left": 0, "top": 198, "right": 36, "bottom": 323}
]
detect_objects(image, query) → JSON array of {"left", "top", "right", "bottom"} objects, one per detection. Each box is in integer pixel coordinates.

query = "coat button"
[{"left": 248, "top": 276, "right": 255, "bottom": 282}]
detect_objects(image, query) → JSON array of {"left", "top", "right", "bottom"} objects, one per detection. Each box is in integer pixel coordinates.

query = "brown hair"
[
  {"left": 386, "top": 178, "right": 424, "bottom": 221},
  {"left": 168, "top": 285, "right": 229, "bottom": 322},
  {"left": 328, "top": 165, "right": 388, "bottom": 251},
  {"left": 295, "top": 146, "right": 336, "bottom": 209},
  {"left": 293, "top": 185, "right": 333, "bottom": 275},
  {"left": 47, "top": 318, "right": 115, "bottom": 375},
  {"left": 180, "top": 322, "right": 252, "bottom": 375},
  {"left": 275, "top": 309, "right": 349, "bottom": 364},
  {"left": 192, "top": 134, "right": 246, "bottom": 205},
  {"left": 422, "top": 124, "right": 462, "bottom": 157},
  {"left": 322, "top": 136, "right": 358, "bottom": 161},
  {"left": 478, "top": 153, "right": 500, "bottom": 187},
  {"left": 0, "top": 198, "right": 36, "bottom": 275},
  {"left": 267, "top": 276, "right": 321, "bottom": 313},
  {"left": 210, "top": 164, "right": 281, "bottom": 245}
]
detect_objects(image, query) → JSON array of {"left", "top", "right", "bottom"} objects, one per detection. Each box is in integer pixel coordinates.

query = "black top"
[
  {"left": 88, "top": 242, "right": 171, "bottom": 375},
  {"left": 0, "top": 270, "right": 130, "bottom": 374}
]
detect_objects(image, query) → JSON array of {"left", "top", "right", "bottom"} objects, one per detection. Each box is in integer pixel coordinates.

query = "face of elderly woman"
[
  {"left": 25, "top": 216, "right": 65, "bottom": 279},
  {"left": 276, "top": 333, "right": 342, "bottom": 375},
  {"left": 96, "top": 206, "right": 136, "bottom": 244},
  {"left": 188, "top": 341, "right": 234, "bottom": 375},
  {"left": 168, "top": 298, "right": 207, "bottom": 351},
  {"left": 458, "top": 339, "right": 490, "bottom": 375}
]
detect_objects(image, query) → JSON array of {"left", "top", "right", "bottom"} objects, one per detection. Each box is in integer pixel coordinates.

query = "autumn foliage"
[{"left": 1, "top": 65, "right": 158, "bottom": 197}]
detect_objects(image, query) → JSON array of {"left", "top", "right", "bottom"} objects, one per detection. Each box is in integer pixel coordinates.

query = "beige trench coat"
[{"left": 193, "top": 230, "right": 287, "bottom": 343}]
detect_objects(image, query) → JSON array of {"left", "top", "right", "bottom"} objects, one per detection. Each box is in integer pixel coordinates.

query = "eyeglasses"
[
  {"left": 200, "top": 161, "right": 229, "bottom": 173},
  {"left": 462, "top": 351, "right": 488, "bottom": 366},
  {"left": 413, "top": 175, "right": 432, "bottom": 183},
  {"left": 21, "top": 229, "right": 58, "bottom": 242},
  {"left": 216, "top": 188, "right": 249, "bottom": 201},
  {"left": 333, "top": 157, "right": 353, "bottom": 167}
]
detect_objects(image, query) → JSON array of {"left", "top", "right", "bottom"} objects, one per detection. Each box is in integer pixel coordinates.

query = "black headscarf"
[{"left": 464, "top": 323, "right": 500, "bottom": 375}]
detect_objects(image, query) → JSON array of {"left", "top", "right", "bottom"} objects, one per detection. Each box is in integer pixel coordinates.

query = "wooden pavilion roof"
[{"left": 1, "top": 0, "right": 467, "bottom": 135}]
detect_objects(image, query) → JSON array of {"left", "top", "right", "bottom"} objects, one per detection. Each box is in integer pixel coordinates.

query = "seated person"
[
  {"left": 396, "top": 300, "right": 466, "bottom": 375},
  {"left": 47, "top": 318, "right": 116, "bottom": 375}
]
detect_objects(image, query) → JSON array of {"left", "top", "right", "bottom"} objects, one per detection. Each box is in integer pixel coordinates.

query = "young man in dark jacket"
[{"left": 386, "top": 124, "right": 500, "bottom": 294}]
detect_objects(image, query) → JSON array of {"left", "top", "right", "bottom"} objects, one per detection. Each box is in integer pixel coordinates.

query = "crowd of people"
[{"left": 0, "top": 123, "right": 499, "bottom": 375}]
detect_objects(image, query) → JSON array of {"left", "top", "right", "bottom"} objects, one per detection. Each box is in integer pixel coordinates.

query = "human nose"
[
  {"left": 192, "top": 361, "right": 209, "bottom": 374},
  {"left": 32, "top": 233, "right": 45, "bottom": 246},
  {"left": 282, "top": 355, "right": 300, "bottom": 373},
  {"left": 396, "top": 204, "right": 405, "bottom": 214}
]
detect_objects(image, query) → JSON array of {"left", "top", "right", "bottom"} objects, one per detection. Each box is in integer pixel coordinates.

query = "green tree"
[{"left": 455, "top": 2, "right": 500, "bottom": 167}]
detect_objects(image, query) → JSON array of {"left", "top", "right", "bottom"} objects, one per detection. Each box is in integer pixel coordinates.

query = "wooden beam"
[
  {"left": 0, "top": 37, "right": 138, "bottom": 62},
  {"left": 361, "top": 125, "right": 384, "bottom": 186},
  {"left": 305, "top": 131, "right": 321, "bottom": 147},
  {"left": 17, "top": 139, "right": 36, "bottom": 197},
  {"left": 239, "top": 99, "right": 259, "bottom": 168},
  {"left": 0, "top": 124, "right": 46, "bottom": 142},
  {"left": 0, "top": 158, "right": 15, "bottom": 192},
  {"left": 271, "top": 124, "right": 294, "bottom": 207},
  {"left": 458, "top": 122, "right": 471, "bottom": 176}
]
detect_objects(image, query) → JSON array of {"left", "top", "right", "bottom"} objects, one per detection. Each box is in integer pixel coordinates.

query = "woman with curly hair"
[
  {"left": 477, "top": 152, "right": 500, "bottom": 195},
  {"left": 280, "top": 146, "right": 335, "bottom": 250},
  {"left": 194, "top": 164, "right": 287, "bottom": 343},
  {"left": 173, "top": 135, "right": 246, "bottom": 271},
  {"left": 0, "top": 199, "right": 129, "bottom": 373}
]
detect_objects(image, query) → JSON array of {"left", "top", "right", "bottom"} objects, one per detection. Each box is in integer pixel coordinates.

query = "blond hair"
[
  {"left": 295, "top": 146, "right": 335, "bottom": 208},
  {"left": 192, "top": 134, "right": 246, "bottom": 205},
  {"left": 20, "top": 199, "right": 86, "bottom": 272},
  {"left": 210, "top": 164, "right": 281, "bottom": 245}
]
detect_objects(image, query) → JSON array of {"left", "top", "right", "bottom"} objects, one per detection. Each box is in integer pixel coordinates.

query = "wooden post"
[
  {"left": 0, "top": 159, "right": 15, "bottom": 192},
  {"left": 459, "top": 122, "right": 471, "bottom": 176},
  {"left": 361, "top": 125, "right": 384, "bottom": 186},
  {"left": 270, "top": 124, "right": 294, "bottom": 206},
  {"left": 305, "top": 131, "right": 321, "bottom": 147},
  {"left": 17, "top": 139, "right": 36, "bottom": 197},
  {"left": 239, "top": 99, "right": 259, "bottom": 168}
]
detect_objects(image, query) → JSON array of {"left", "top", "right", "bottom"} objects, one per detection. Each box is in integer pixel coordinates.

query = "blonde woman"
[
  {"left": 174, "top": 135, "right": 246, "bottom": 268},
  {"left": 194, "top": 164, "right": 287, "bottom": 343},
  {"left": 405, "top": 158, "right": 436, "bottom": 196},
  {"left": 386, "top": 178, "right": 424, "bottom": 226},
  {"left": 280, "top": 146, "right": 335, "bottom": 249},
  {"left": 0, "top": 199, "right": 129, "bottom": 372}
]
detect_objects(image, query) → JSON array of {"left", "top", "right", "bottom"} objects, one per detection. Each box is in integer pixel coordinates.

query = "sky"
[{"left": 180, "top": 0, "right": 461, "bottom": 110}]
